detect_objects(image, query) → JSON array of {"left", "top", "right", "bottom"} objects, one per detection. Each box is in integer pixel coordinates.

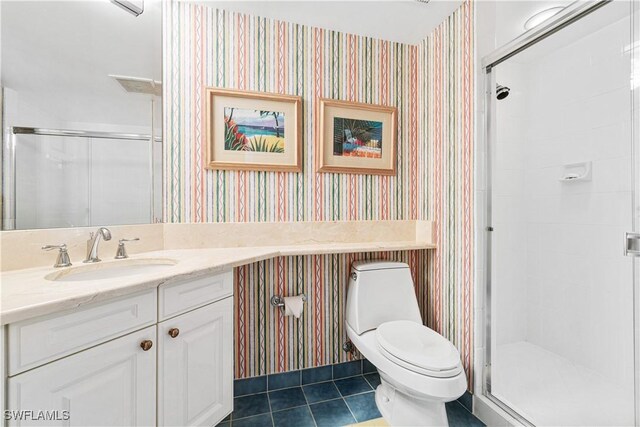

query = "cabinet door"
[
  {"left": 8, "top": 326, "right": 156, "bottom": 427},
  {"left": 158, "top": 297, "right": 233, "bottom": 426}
]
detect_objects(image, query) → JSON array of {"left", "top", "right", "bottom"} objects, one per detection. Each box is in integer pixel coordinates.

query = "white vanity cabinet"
[
  {"left": 3, "top": 269, "right": 234, "bottom": 427},
  {"left": 158, "top": 296, "right": 233, "bottom": 426},
  {"left": 7, "top": 326, "right": 157, "bottom": 427}
]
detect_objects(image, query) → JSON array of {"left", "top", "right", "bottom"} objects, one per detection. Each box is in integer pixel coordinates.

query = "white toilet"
[{"left": 346, "top": 261, "right": 467, "bottom": 426}]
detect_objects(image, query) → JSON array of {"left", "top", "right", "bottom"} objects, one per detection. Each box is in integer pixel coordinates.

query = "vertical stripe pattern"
[{"left": 164, "top": 1, "right": 474, "bottom": 389}]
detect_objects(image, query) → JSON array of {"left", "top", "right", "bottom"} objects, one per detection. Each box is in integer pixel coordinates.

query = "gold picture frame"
[
  {"left": 318, "top": 98, "right": 397, "bottom": 175},
  {"left": 205, "top": 88, "right": 302, "bottom": 172}
]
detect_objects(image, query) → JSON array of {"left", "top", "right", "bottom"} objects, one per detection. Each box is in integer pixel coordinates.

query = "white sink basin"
[{"left": 46, "top": 258, "right": 178, "bottom": 282}]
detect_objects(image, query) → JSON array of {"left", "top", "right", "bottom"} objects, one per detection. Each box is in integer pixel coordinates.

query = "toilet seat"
[{"left": 376, "top": 320, "right": 463, "bottom": 378}]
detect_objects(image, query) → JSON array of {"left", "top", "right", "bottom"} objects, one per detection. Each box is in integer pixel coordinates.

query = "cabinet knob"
[
  {"left": 140, "top": 340, "right": 153, "bottom": 351},
  {"left": 168, "top": 328, "right": 180, "bottom": 338}
]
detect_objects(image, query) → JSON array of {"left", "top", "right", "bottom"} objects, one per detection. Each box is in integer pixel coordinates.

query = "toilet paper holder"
[{"left": 270, "top": 294, "right": 307, "bottom": 308}]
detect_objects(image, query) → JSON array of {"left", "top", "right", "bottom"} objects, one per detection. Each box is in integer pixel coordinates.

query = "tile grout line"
[
  {"left": 307, "top": 396, "right": 343, "bottom": 407},
  {"left": 362, "top": 374, "right": 380, "bottom": 390},
  {"left": 333, "top": 372, "right": 368, "bottom": 381},
  {"left": 297, "top": 374, "right": 319, "bottom": 427},
  {"left": 308, "top": 404, "right": 320, "bottom": 427},
  {"left": 342, "top": 395, "right": 359, "bottom": 424},
  {"left": 341, "top": 389, "right": 375, "bottom": 399},
  {"left": 236, "top": 383, "right": 302, "bottom": 398},
  {"left": 308, "top": 379, "right": 375, "bottom": 425},
  {"left": 266, "top": 389, "right": 275, "bottom": 427},
  {"left": 454, "top": 399, "right": 475, "bottom": 416}
]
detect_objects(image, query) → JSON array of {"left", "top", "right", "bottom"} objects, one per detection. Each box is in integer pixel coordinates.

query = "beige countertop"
[{"left": 0, "top": 240, "right": 434, "bottom": 325}]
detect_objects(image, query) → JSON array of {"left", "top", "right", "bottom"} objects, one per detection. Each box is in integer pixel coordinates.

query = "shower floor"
[{"left": 491, "top": 341, "right": 634, "bottom": 426}]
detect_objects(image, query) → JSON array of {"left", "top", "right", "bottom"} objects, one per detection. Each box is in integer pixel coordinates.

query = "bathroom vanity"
[
  {"left": 0, "top": 220, "right": 435, "bottom": 426},
  {"left": 2, "top": 269, "right": 234, "bottom": 427}
]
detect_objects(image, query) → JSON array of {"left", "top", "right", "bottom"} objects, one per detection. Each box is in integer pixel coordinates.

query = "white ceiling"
[
  {"left": 505, "top": 0, "right": 631, "bottom": 64},
  {"left": 492, "top": 0, "right": 573, "bottom": 48},
  {"left": 192, "top": 0, "right": 465, "bottom": 45}
]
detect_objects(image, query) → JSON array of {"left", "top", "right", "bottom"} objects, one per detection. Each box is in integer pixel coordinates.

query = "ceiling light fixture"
[
  {"left": 111, "top": 0, "right": 144, "bottom": 17},
  {"left": 524, "top": 6, "right": 564, "bottom": 31}
]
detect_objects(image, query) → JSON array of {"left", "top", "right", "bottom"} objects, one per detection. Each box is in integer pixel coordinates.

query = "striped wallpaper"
[{"left": 164, "top": 1, "right": 474, "bottom": 388}]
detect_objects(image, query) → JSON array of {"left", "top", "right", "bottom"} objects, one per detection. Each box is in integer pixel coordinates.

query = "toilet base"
[{"left": 375, "top": 381, "right": 449, "bottom": 426}]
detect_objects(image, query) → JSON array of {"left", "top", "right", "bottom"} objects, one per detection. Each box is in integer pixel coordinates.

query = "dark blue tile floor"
[{"left": 220, "top": 361, "right": 485, "bottom": 427}]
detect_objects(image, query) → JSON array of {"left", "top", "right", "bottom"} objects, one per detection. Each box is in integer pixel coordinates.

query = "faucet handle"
[
  {"left": 115, "top": 238, "right": 140, "bottom": 259},
  {"left": 119, "top": 238, "right": 140, "bottom": 243},
  {"left": 42, "top": 244, "right": 67, "bottom": 251},
  {"left": 42, "top": 244, "right": 72, "bottom": 268}
]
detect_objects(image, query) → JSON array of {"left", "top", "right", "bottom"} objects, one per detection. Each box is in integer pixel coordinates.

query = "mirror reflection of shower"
[{"left": 496, "top": 84, "right": 510, "bottom": 100}]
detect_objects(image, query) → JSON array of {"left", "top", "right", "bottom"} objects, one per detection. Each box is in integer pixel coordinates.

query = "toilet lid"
[{"left": 376, "top": 321, "right": 462, "bottom": 374}]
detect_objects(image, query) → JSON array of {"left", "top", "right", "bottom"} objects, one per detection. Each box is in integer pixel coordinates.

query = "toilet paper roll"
[{"left": 283, "top": 296, "right": 305, "bottom": 319}]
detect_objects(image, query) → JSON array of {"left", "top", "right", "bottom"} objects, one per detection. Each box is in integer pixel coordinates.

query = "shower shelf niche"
[{"left": 559, "top": 161, "right": 592, "bottom": 182}]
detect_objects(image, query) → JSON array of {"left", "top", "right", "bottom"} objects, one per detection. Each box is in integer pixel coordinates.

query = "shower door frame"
[
  {"left": 2, "top": 127, "right": 162, "bottom": 230},
  {"left": 481, "top": 1, "right": 640, "bottom": 426}
]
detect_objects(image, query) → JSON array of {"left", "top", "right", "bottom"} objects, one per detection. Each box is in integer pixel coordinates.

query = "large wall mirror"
[{"left": 1, "top": 0, "right": 162, "bottom": 230}]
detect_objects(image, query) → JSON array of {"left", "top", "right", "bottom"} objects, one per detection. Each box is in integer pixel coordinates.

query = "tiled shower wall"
[
  {"left": 492, "top": 12, "right": 634, "bottom": 388},
  {"left": 164, "top": 1, "right": 474, "bottom": 386}
]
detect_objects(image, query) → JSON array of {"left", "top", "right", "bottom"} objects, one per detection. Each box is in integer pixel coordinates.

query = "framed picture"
[
  {"left": 205, "top": 88, "right": 302, "bottom": 172},
  {"left": 318, "top": 98, "right": 397, "bottom": 175}
]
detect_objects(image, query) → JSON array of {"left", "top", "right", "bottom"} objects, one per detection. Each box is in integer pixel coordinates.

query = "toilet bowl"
[{"left": 345, "top": 261, "right": 467, "bottom": 426}]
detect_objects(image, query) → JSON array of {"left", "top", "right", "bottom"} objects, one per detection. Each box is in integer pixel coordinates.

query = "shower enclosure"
[
  {"left": 482, "top": 1, "right": 639, "bottom": 426},
  {"left": 3, "top": 127, "right": 162, "bottom": 230}
]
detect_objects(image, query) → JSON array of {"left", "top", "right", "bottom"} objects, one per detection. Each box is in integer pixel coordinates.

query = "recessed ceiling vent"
[{"left": 110, "top": 75, "right": 162, "bottom": 96}]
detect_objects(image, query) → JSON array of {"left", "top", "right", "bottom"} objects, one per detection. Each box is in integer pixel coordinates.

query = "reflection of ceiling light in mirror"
[
  {"left": 524, "top": 7, "right": 564, "bottom": 31},
  {"left": 111, "top": 0, "right": 144, "bottom": 17}
]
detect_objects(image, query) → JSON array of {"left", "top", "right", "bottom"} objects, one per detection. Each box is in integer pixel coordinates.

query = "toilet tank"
[{"left": 346, "top": 261, "right": 422, "bottom": 335}]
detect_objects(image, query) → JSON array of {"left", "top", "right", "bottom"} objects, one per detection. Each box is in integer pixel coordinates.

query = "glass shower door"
[
  {"left": 15, "top": 134, "right": 91, "bottom": 229},
  {"left": 485, "top": 1, "right": 638, "bottom": 425},
  {"left": 13, "top": 132, "right": 154, "bottom": 229}
]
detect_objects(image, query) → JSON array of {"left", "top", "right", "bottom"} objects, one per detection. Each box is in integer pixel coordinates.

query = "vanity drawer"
[
  {"left": 158, "top": 270, "right": 233, "bottom": 321},
  {"left": 8, "top": 289, "right": 156, "bottom": 376}
]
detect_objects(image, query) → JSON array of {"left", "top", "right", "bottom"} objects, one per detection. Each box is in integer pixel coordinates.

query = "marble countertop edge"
[{"left": 0, "top": 241, "right": 434, "bottom": 325}]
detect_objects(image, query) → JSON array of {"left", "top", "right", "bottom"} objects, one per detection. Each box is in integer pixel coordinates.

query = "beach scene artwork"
[
  {"left": 333, "top": 117, "right": 383, "bottom": 158},
  {"left": 224, "top": 107, "right": 285, "bottom": 153}
]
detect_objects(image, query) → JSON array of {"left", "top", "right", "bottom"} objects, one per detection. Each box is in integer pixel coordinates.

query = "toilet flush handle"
[{"left": 350, "top": 272, "right": 357, "bottom": 280}]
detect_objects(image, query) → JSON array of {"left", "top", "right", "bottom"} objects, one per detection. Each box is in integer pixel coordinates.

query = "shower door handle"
[{"left": 625, "top": 232, "right": 640, "bottom": 257}]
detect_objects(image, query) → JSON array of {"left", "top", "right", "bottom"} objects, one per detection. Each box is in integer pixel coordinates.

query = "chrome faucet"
[
  {"left": 83, "top": 227, "right": 112, "bottom": 263},
  {"left": 42, "top": 244, "right": 72, "bottom": 268}
]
